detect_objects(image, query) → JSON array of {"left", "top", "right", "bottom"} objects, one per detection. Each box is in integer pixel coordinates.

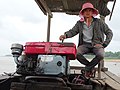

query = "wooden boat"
[{"left": 0, "top": 0, "right": 120, "bottom": 90}]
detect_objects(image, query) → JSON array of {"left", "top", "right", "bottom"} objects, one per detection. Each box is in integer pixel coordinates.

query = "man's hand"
[
  {"left": 94, "top": 44, "right": 103, "bottom": 48},
  {"left": 59, "top": 35, "right": 66, "bottom": 41}
]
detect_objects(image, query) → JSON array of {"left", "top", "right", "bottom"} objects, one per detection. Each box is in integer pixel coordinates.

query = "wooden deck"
[
  {"left": 0, "top": 68, "right": 120, "bottom": 90},
  {"left": 70, "top": 66, "right": 120, "bottom": 90},
  {"left": 95, "top": 71, "right": 120, "bottom": 90}
]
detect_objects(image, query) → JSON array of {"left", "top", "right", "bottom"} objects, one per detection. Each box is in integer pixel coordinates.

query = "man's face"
[{"left": 82, "top": 8, "right": 93, "bottom": 18}]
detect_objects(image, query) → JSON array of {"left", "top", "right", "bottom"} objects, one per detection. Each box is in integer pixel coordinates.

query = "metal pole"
[
  {"left": 47, "top": 15, "right": 51, "bottom": 42},
  {"left": 109, "top": 0, "right": 116, "bottom": 21}
]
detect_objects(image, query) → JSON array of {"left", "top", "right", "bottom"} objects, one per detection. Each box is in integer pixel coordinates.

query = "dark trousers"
[{"left": 76, "top": 43, "right": 104, "bottom": 71}]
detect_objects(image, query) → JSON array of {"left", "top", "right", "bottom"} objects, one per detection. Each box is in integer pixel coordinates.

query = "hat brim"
[{"left": 80, "top": 8, "right": 99, "bottom": 16}]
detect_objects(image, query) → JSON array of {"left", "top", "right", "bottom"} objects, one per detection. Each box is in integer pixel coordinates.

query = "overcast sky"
[{"left": 0, "top": 0, "right": 120, "bottom": 56}]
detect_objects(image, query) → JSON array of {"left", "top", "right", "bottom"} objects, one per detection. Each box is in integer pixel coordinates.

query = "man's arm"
[
  {"left": 64, "top": 21, "right": 80, "bottom": 38},
  {"left": 102, "top": 21, "right": 113, "bottom": 48},
  {"left": 59, "top": 21, "right": 80, "bottom": 41}
]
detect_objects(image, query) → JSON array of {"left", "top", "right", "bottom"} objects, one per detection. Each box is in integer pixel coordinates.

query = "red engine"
[
  {"left": 11, "top": 42, "right": 77, "bottom": 75},
  {"left": 24, "top": 42, "right": 77, "bottom": 60}
]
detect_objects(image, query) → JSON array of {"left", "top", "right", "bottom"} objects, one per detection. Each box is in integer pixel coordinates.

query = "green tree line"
[
  {"left": 105, "top": 51, "right": 120, "bottom": 59},
  {"left": 85, "top": 51, "right": 120, "bottom": 59}
]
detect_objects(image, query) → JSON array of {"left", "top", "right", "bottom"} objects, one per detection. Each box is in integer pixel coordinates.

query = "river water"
[{"left": 0, "top": 56, "right": 120, "bottom": 77}]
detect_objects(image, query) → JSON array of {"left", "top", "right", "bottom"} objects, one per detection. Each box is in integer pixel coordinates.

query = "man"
[{"left": 59, "top": 2, "right": 113, "bottom": 77}]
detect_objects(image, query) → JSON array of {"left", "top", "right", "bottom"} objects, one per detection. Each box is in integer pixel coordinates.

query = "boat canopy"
[{"left": 35, "top": 0, "right": 114, "bottom": 17}]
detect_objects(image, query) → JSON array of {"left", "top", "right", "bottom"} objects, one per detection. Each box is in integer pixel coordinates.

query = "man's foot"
[
  {"left": 85, "top": 69, "right": 96, "bottom": 78},
  {"left": 81, "top": 68, "right": 96, "bottom": 78}
]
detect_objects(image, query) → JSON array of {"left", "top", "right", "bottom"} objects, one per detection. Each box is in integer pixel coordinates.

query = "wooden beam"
[
  {"left": 103, "top": 71, "right": 120, "bottom": 89},
  {"left": 47, "top": 15, "right": 51, "bottom": 42},
  {"left": 108, "top": 0, "right": 114, "bottom": 1},
  {"left": 61, "top": 0, "right": 69, "bottom": 10},
  {"left": 66, "top": 12, "right": 79, "bottom": 15},
  {"left": 35, "top": 0, "right": 53, "bottom": 17},
  {"left": 35, "top": 0, "right": 47, "bottom": 15}
]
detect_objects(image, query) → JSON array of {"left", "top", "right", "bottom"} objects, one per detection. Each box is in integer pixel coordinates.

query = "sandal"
[{"left": 81, "top": 68, "right": 96, "bottom": 78}]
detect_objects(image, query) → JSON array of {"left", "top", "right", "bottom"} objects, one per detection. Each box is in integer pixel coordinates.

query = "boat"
[{"left": 0, "top": 0, "right": 120, "bottom": 90}]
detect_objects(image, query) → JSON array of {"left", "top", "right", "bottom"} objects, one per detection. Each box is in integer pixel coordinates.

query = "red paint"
[{"left": 24, "top": 42, "right": 77, "bottom": 60}]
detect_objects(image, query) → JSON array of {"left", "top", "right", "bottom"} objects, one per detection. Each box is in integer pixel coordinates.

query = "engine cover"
[
  {"left": 36, "top": 55, "right": 70, "bottom": 76},
  {"left": 24, "top": 42, "right": 76, "bottom": 60}
]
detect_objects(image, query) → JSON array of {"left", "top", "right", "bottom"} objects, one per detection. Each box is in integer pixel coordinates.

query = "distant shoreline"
[
  {"left": 105, "top": 59, "right": 120, "bottom": 62},
  {"left": 87, "top": 58, "right": 120, "bottom": 62}
]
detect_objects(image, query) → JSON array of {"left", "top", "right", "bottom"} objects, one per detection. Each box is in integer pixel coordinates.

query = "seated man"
[{"left": 59, "top": 2, "right": 113, "bottom": 77}]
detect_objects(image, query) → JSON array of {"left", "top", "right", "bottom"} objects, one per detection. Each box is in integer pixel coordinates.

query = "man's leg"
[
  {"left": 86, "top": 47, "right": 104, "bottom": 70},
  {"left": 76, "top": 45, "right": 90, "bottom": 66}
]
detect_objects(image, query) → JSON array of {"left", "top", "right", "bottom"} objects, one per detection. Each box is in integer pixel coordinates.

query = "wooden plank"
[
  {"left": 101, "top": 71, "right": 120, "bottom": 89},
  {"left": 35, "top": 0, "right": 53, "bottom": 17},
  {"left": 61, "top": 0, "right": 69, "bottom": 10},
  {"left": 104, "top": 71, "right": 120, "bottom": 85},
  {"left": 70, "top": 66, "right": 108, "bottom": 72},
  {"left": 35, "top": 0, "right": 47, "bottom": 15},
  {"left": 70, "top": 66, "right": 120, "bottom": 89},
  {"left": 90, "top": 79, "right": 102, "bottom": 85},
  {"left": 0, "top": 75, "right": 9, "bottom": 80},
  {"left": 35, "top": 0, "right": 114, "bottom": 16},
  {"left": 97, "top": 79, "right": 105, "bottom": 86}
]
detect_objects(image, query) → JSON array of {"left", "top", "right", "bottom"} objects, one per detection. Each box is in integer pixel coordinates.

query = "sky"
[{"left": 0, "top": 0, "right": 120, "bottom": 56}]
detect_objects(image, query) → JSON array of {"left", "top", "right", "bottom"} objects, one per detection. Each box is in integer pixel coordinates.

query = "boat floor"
[
  {"left": 70, "top": 66, "right": 120, "bottom": 90},
  {"left": 93, "top": 71, "right": 120, "bottom": 90},
  {"left": 0, "top": 67, "right": 120, "bottom": 90}
]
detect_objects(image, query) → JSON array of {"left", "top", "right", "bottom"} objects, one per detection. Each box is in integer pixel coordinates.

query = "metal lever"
[{"left": 62, "top": 40, "right": 63, "bottom": 43}]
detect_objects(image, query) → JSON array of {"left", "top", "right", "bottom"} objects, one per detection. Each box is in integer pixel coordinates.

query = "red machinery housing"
[{"left": 24, "top": 42, "right": 77, "bottom": 60}]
